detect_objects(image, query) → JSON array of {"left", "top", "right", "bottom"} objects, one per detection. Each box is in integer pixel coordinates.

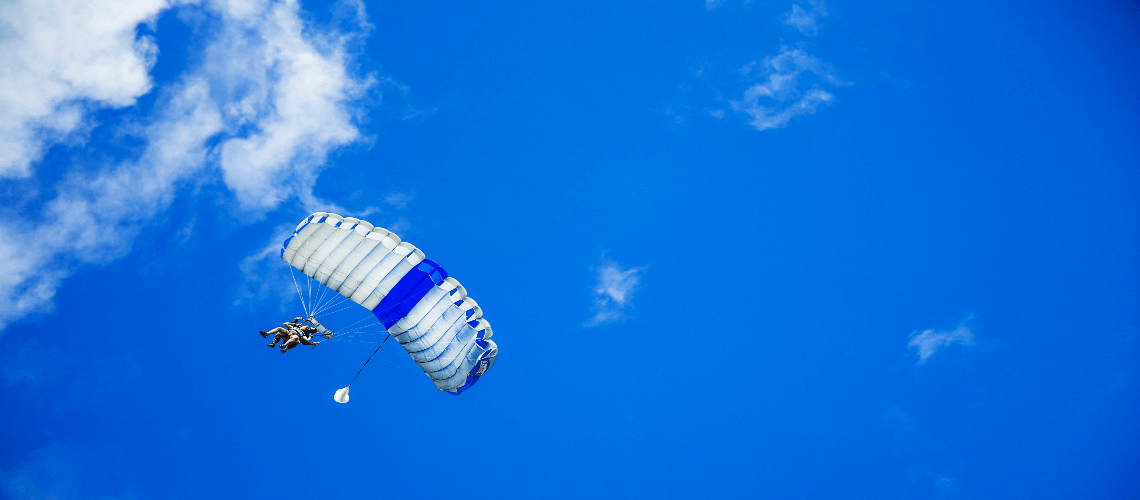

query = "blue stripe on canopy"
[
  {"left": 280, "top": 235, "right": 293, "bottom": 258},
  {"left": 371, "top": 259, "right": 449, "bottom": 328}
]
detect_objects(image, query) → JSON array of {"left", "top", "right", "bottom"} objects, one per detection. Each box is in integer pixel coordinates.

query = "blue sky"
[{"left": 1, "top": 0, "right": 1138, "bottom": 498}]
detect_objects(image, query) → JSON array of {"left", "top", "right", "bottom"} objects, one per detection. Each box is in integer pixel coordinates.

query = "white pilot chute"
[{"left": 334, "top": 386, "right": 350, "bottom": 403}]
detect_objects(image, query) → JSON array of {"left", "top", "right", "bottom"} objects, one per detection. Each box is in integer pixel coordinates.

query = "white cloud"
[
  {"left": 0, "top": 0, "right": 172, "bottom": 178},
  {"left": 730, "top": 46, "right": 844, "bottom": 131},
  {"left": 782, "top": 1, "right": 828, "bottom": 36},
  {"left": 0, "top": 77, "right": 222, "bottom": 329},
  {"left": 210, "top": 0, "right": 373, "bottom": 212},
  {"left": 587, "top": 258, "right": 644, "bottom": 326},
  {"left": 385, "top": 216, "right": 411, "bottom": 235},
  {"left": 234, "top": 224, "right": 302, "bottom": 311},
  {"left": 705, "top": 0, "right": 725, "bottom": 9},
  {"left": 384, "top": 191, "right": 412, "bottom": 209},
  {"left": 908, "top": 325, "right": 975, "bottom": 364},
  {"left": 0, "top": 0, "right": 373, "bottom": 331}
]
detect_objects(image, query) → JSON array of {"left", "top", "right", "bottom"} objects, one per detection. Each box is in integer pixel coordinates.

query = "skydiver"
[
  {"left": 261, "top": 317, "right": 305, "bottom": 348},
  {"left": 279, "top": 324, "right": 321, "bottom": 353}
]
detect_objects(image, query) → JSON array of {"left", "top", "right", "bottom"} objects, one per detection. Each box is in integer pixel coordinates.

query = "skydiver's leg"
[
  {"left": 280, "top": 336, "right": 300, "bottom": 352},
  {"left": 264, "top": 327, "right": 287, "bottom": 343},
  {"left": 270, "top": 329, "right": 291, "bottom": 347}
]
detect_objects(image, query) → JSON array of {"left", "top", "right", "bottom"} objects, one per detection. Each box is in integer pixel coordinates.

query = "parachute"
[
  {"left": 334, "top": 386, "right": 350, "bottom": 403},
  {"left": 281, "top": 212, "right": 498, "bottom": 395}
]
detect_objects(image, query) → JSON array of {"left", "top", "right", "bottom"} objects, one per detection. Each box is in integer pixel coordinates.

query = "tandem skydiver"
[{"left": 259, "top": 316, "right": 334, "bottom": 353}]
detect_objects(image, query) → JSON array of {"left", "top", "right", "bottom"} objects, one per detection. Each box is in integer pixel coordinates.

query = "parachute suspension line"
[
  {"left": 311, "top": 290, "right": 343, "bottom": 317},
  {"left": 312, "top": 288, "right": 328, "bottom": 314},
  {"left": 306, "top": 273, "right": 314, "bottom": 317},
  {"left": 348, "top": 333, "right": 392, "bottom": 386},
  {"left": 311, "top": 290, "right": 325, "bottom": 316},
  {"left": 338, "top": 314, "right": 378, "bottom": 331},
  {"left": 313, "top": 283, "right": 349, "bottom": 318},
  {"left": 312, "top": 299, "right": 356, "bottom": 318},
  {"left": 309, "top": 284, "right": 322, "bottom": 313},
  {"left": 287, "top": 264, "right": 309, "bottom": 317},
  {"left": 328, "top": 296, "right": 351, "bottom": 313},
  {"left": 339, "top": 324, "right": 386, "bottom": 336},
  {"left": 314, "top": 280, "right": 328, "bottom": 314},
  {"left": 313, "top": 283, "right": 333, "bottom": 315},
  {"left": 322, "top": 314, "right": 383, "bottom": 340}
]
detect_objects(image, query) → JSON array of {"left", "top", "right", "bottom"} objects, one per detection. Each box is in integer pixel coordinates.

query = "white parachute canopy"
[
  {"left": 334, "top": 386, "right": 350, "bottom": 403},
  {"left": 282, "top": 212, "right": 498, "bottom": 396}
]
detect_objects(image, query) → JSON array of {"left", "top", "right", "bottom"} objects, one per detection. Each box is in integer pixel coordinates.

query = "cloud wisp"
[
  {"left": 908, "top": 325, "right": 976, "bottom": 364},
  {"left": 587, "top": 258, "right": 645, "bottom": 326},
  {"left": 730, "top": 46, "right": 844, "bottom": 131},
  {"left": 209, "top": 0, "right": 373, "bottom": 213},
  {"left": 234, "top": 224, "right": 302, "bottom": 312},
  {"left": 687, "top": 1, "right": 845, "bottom": 131},
  {"left": 0, "top": 0, "right": 373, "bottom": 331},
  {"left": 0, "top": 0, "right": 167, "bottom": 178},
  {"left": 783, "top": 1, "right": 828, "bottom": 36}
]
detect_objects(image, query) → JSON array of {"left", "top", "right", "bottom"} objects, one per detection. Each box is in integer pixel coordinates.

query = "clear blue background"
[{"left": 3, "top": 1, "right": 1138, "bottom": 498}]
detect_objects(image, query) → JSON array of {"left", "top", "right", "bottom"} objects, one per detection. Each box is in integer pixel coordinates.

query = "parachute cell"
[{"left": 282, "top": 212, "right": 497, "bottom": 395}]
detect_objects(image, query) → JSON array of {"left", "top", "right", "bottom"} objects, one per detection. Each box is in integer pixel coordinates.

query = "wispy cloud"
[
  {"left": 783, "top": 1, "right": 828, "bottom": 36},
  {"left": 587, "top": 258, "right": 645, "bottom": 326},
  {"left": 0, "top": 443, "right": 129, "bottom": 500},
  {"left": 0, "top": 0, "right": 167, "bottom": 178},
  {"left": 908, "top": 324, "right": 976, "bottom": 364},
  {"left": 0, "top": 0, "right": 374, "bottom": 331},
  {"left": 1, "top": 445, "right": 81, "bottom": 500},
  {"left": 210, "top": 0, "right": 373, "bottom": 213},
  {"left": 731, "top": 46, "right": 844, "bottom": 131},
  {"left": 234, "top": 225, "right": 301, "bottom": 311},
  {"left": 384, "top": 191, "right": 413, "bottom": 209},
  {"left": 934, "top": 475, "right": 959, "bottom": 496}
]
